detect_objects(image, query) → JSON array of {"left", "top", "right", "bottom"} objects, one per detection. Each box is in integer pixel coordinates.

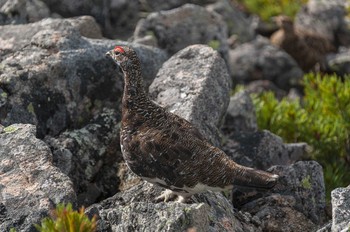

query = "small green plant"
[
  {"left": 35, "top": 203, "right": 96, "bottom": 232},
  {"left": 252, "top": 73, "right": 350, "bottom": 199},
  {"left": 237, "top": 0, "right": 307, "bottom": 21}
]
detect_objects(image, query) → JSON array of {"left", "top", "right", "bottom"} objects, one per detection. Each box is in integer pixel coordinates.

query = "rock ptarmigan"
[
  {"left": 270, "top": 15, "right": 336, "bottom": 72},
  {"left": 106, "top": 46, "right": 279, "bottom": 203}
]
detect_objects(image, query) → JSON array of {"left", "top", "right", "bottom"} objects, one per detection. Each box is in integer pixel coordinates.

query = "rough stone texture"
[
  {"left": 270, "top": 161, "right": 327, "bottom": 225},
  {"left": 134, "top": 4, "right": 228, "bottom": 59},
  {"left": 233, "top": 161, "right": 327, "bottom": 231},
  {"left": 331, "top": 185, "right": 350, "bottom": 231},
  {"left": 149, "top": 44, "right": 231, "bottom": 147},
  {"left": 206, "top": 0, "right": 255, "bottom": 44},
  {"left": 228, "top": 36, "right": 303, "bottom": 90},
  {"left": 0, "top": 0, "right": 51, "bottom": 25},
  {"left": 0, "top": 124, "right": 76, "bottom": 232},
  {"left": 86, "top": 182, "right": 262, "bottom": 232},
  {"left": 44, "top": 108, "right": 122, "bottom": 207},
  {"left": 223, "top": 130, "right": 307, "bottom": 170},
  {"left": 325, "top": 47, "right": 350, "bottom": 77},
  {"left": 42, "top": 0, "right": 140, "bottom": 39},
  {"left": 223, "top": 90, "right": 257, "bottom": 134},
  {"left": 241, "top": 194, "right": 317, "bottom": 232},
  {"left": 0, "top": 17, "right": 167, "bottom": 138},
  {"left": 295, "top": 0, "right": 350, "bottom": 47}
]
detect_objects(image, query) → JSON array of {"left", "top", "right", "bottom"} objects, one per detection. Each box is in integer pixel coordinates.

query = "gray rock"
[
  {"left": 295, "top": 0, "right": 350, "bottom": 47},
  {"left": 271, "top": 161, "right": 327, "bottom": 225},
  {"left": 0, "top": 0, "right": 27, "bottom": 25},
  {"left": 234, "top": 161, "right": 327, "bottom": 231},
  {"left": 0, "top": 124, "right": 76, "bottom": 231},
  {"left": 140, "top": 0, "right": 217, "bottom": 11},
  {"left": 134, "top": 4, "right": 228, "bottom": 58},
  {"left": 331, "top": 185, "right": 350, "bottom": 231},
  {"left": 245, "top": 80, "right": 287, "bottom": 100},
  {"left": 223, "top": 90, "right": 257, "bottom": 134},
  {"left": 228, "top": 36, "right": 303, "bottom": 90},
  {"left": 0, "top": 0, "right": 51, "bottom": 25},
  {"left": 86, "top": 182, "right": 262, "bottom": 232},
  {"left": 325, "top": 47, "right": 350, "bottom": 76},
  {"left": 223, "top": 130, "right": 306, "bottom": 170},
  {"left": 42, "top": 0, "right": 140, "bottom": 39},
  {"left": 149, "top": 44, "right": 231, "bottom": 146},
  {"left": 0, "top": 17, "right": 167, "bottom": 138},
  {"left": 44, "top": 108, "right": 122, "bottom": 207},
  {"left": 206, "top": 0, "right": 255, "bottom": 43},
  {"left": 241, "top": 194, "right": 317, "bottom": 232}
]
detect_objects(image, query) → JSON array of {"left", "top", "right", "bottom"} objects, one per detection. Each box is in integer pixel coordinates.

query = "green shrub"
[
  {"left": 237, "top": 0, "right": 307, "bottom": 21},
  {"left": 252, "top": 73, "right": 350, "bottom": 199},
  {"left": 35, "top": 203, "right": 96, "bottom": 232}
]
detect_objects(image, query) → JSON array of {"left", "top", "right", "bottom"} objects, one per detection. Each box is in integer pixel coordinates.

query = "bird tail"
[{"left": 232, "top": 165, "right": 279, "bottom": 189}]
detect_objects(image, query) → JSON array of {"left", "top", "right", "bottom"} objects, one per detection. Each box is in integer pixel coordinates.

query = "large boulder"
[
  {"left": 44, "top": 108, "right": 122, "bottom": 207},
  {"left": 228, "top": 36, "right": 303, "bottom": 90},
  {"left": 0, "top": 0, "right": 51, "bottom": 25},
  {"left": 0, "top": 124, "right": 76, "bottom": 231},
  {"left": 134, "top": 4, "right": 228, "bottom": 59},
  {"left": 41, "top": 0, "right": 140, "bottom": 39},
  {"left": 149, "top": 44, "right": 231, "bottom": 146},
  {"left": 233, "top": 161, "right": 327, "bottom": 231},
  {"left": 86, "top": 182, "right": 262, "bottom": 232},
  {"left": 0, "top": 16, "right": 167, "bottom": 138},
  {"left": 206, "top": 0, "right": 255, "bottom": 44},
  {"left": 223, "top": 130, "right": 307, "bottom": 170}
]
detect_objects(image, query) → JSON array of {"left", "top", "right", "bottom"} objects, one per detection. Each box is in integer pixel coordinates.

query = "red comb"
[{"left": 114, "top": 46, "right": 125, "bottom": 53}]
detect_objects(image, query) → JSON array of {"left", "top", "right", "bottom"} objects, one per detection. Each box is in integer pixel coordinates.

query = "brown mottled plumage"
[
  {"left": 270, "top": 15, "right": 336, "bottom": 72},
  {"left": 106, "top": 46, "right": 279, "bottom": 203}
]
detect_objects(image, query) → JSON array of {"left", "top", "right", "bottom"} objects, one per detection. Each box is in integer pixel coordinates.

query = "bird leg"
[{"left": 155, "top": 189, "right": 177, "bottom": 202}]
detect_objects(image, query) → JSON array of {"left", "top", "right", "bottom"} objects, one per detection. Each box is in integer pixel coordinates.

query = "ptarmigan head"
[
  {"left": 106, "top": 46, "right": 138, "bottom": 73},
  {"left": 273, "top": 15, "right": 294, "bottom": 31}
]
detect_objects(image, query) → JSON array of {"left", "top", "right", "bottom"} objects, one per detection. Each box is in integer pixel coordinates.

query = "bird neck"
[{"left": 122, "top": 64, "right": 151, "bottom": 111}]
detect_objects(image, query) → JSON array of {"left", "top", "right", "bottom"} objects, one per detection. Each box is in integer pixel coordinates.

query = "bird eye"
[{"left": 114, "top": 46, "right": 125, "bottom": 54}]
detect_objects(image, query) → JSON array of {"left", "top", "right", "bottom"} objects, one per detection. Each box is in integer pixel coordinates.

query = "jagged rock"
[
  {"left": 42, "top": 0, "right": 139, "bottom": 39},
  {"left": 86, "top": 182, "right": 262, "bottom": 232},
  {"left": 149, "top": 44, "right": 231, "bottom": 147},
  {"left": 233, "top": 161, "right": 327, "bottom": 231},
  {"left": 223, "top": 130, "right": 307, "bottom": 170},
  {"left": 134, "top": 4, "right": 228, "bottom": 59},
  {"left": 206, "top": 0, "right": 255, "bottom": 44},
  {"left": 271, "top": 161, "right": 327, "bottom": 224},
  {"left": 223, "top": 90, "right": 257, "bottom": 134},
  {"left": 0, "top": 17, "right": 167, "bottom": 138},
  {"left": 0, "top": 124, "right": 76, "bottom": 231},
  {"left": 331, "top": 185, "right": 350, "bottom": 231},
  {"left": 44, "top": 108, "right": 122, "bottom": 207},
  {"left": 228, "top": 36, "right": 303, "bottom": 90},
  {"left": 295, "top": 0, "right": 350, "bottom": 47}
]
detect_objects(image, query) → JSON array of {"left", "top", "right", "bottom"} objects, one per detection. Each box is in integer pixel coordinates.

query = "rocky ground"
[{"left": 0, "top": 0, "right": 349, "bottom": 231}]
